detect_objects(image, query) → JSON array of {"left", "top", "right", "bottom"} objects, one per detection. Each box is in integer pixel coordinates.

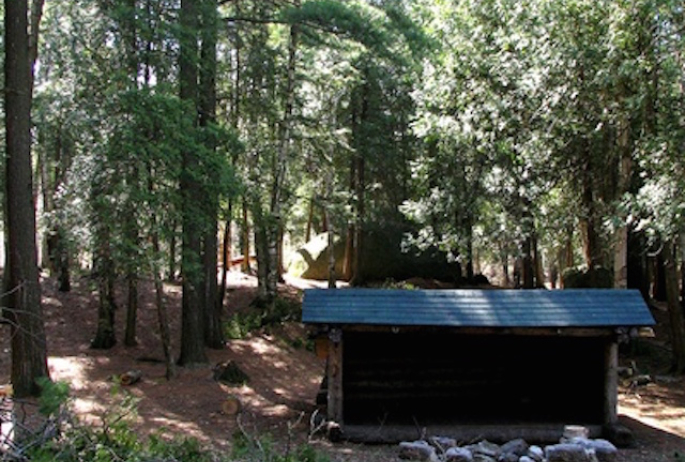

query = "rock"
[
  {"left": 399, "top": 441, "right": 439, "bottom": 462},
  {"left": 519, "top": 457, "right": 535, "bottom": 462},
  {"left": 527, "top": 445, "right": 544, "bottom": 462},
  {"left": 562, "top": 425, "right": 589, "bottom": 442},
  {"left": 500, "top": 439, "right": 528, "bottom": 457},
  {"left": 445, "top": 447, "right": 474, "bottom": 462},
  {"left": 473, "top": 455, "right": 497, "bottom": 462},
  {"left": 497, "top": 453, "right": 518, "bottom": 462},
  {"left": 430, "top": 436, "right": 457, "bottom": 450},
  {"left": 570, "top": 439, "right": 617, "bottom": 462},
  {"left": 545, "top": 443, "right": 593, "bottom": 462},
  {"left": 467, "top": 440, "right": 501, "bottom": 458}
]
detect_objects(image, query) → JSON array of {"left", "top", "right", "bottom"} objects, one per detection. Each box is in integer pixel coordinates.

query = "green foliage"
[
  {"left": 378, "top": 279, "right": 418, "bottom": 290},
  {"left": 27, "top": 383, "right": 221, "bottom": 462},
  {"left": 36, "top": 377, "right": 70, "bottom": 417},
  {"left": 225, "top": 297, "right": 302, "bottom": 339},
  {"left": 232, "top": 431, "right": 328, "bottom": 462},
  {"left": 225, "top": 312, "right": 266, "bottom": 340}
]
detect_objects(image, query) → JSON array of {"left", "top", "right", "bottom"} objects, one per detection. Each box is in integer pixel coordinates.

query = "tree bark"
[
  {"left": 613, "top": 106, "right": 631, "bottom": 289},
  {"left": 218, "top": 212, "right": 231, "bottom": 312},
  {"left": 241, "top": 199, "right": 251, "bottom": 273},
  {"left": 4, "top": 0, "right": 50, "bottom": 397},
  {"left": 265, "top": 2, "right": 299, "bottom": 302},
  {"left": 90, "top": 220, "right": 117, "bottom": 350},
  {"left": 200, "top": 0, "right": 224, "bottom": 349},
  {"left": 148, "top": 167, "right": 175, "bottom": 379},
  {"left": 178, "top": 0, "right": 208, "bottom": 367},
  {"left": 663, "top": 242, "right": 685, "bottom": 373}
]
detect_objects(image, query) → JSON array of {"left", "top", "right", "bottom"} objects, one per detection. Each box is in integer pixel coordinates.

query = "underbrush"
[
  {"left": 2, "top": 378, "right": 325, "bottom": 462},
  {"left": 224, "top": 296, "right": 302, "bottom": 340}
]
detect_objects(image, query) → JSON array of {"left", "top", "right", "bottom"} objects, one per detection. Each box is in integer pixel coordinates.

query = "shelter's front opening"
[{"left": 343, "top": 331, "right": 606, "bottom": 426}]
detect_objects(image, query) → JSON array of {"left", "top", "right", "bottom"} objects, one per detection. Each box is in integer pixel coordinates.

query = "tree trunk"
[
  {"left": 343, "top": 157, "right": 356, "bottom": 281},
  {"left": 521, "top": 236, "right": 534, "bottom": 289},
  {"left": 654, "top": 251, "right": 667, "bottom": 302},
  {"left": 306, "top": 196, "right": 315, "bottom": 242},
  {"left": 241, "top": 199, "right": 251, "bottom": 274},
  {"left": 200, "top": 0, "right": 223, "bottom": 349},
  {"left": 178, "top": 0, "right": 208, "bottom": 367},
  {"left": 168, "top": 222, "right": 177, "bottom": 280},
  {"left": 124, "top": 199, "right": 139, "bottom": 348},
  {"left": 4, "top": 0, "right": 50, "bottom": 397},
  {"left": 203, "top": 219, "right": 223, "bottom": 349},
  {"left": 614, "top": 108, "right": 631, "bottom": 289},
  {"left": 663, "top": 242, "right": 685, "bottom": 373},
  {"left": 148, "top": 167, "right": 175, "bottom": 379},
  {"left": 254, "top": 211, "right": 269, "bottom": 303},
  {"left": 266, "top": 3, "right": 299, "bottom": 302},
  {"left": 91, "top": 220, "right": 117, "bottom": 350},
  {"left": 533, "top": 233, "right": 545, "bottom": 288},
  {"left": 124, "top": 271, "right": 138, "bottom": 347},
  {"left": 218, "top": 211, "right": 231, "bottom": 312},
  {"left": 351, "top": 154, "right": 365, "bottom": 287}
]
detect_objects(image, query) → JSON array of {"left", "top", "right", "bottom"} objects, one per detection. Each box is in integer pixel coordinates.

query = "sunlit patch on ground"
[{"left": 619, "top": 379, "right": 685, "bottom": 444}]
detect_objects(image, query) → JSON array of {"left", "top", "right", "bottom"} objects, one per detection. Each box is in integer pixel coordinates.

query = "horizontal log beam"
[{"left": 313, "top": 326, "right": 617, "bottom": 337}]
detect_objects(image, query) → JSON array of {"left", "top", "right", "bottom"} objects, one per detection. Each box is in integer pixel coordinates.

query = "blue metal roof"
[{"left": 301, "top": 288, "right": 655, "bottom": 328}]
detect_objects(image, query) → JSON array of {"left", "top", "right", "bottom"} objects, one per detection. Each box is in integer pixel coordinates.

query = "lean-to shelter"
[{"left": 302, "top": 288, "right": 655, "bottom": 443}]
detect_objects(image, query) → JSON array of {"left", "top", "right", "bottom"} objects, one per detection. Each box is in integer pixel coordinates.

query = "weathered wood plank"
[
  {"left": 321, "top": 325, "right": 616, "bottom": 337},
  {"left": 604, "top": 341, "right": 618, "bottom": 424},
  {"left": 326, "top": 328, "right": 343, "bottom": 423}
]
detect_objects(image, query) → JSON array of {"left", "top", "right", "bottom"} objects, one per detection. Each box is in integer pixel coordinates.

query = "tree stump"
[
  {"left": 119, "top": 370, "right": 142, "bottom": 386},
  {"left": 222, "top": 395, "right": 242, "bottom": 415}
]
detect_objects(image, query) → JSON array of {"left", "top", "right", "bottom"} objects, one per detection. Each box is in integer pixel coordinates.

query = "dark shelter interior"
[{"left": 342, "top": 331, "right": 607, "bottom": 426}]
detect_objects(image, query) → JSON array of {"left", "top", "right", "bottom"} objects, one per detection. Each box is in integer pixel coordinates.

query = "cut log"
[
  {"left": 222, "top": 395, "right": 242, "bottom": 415},
  {"left": 120, "top": 369, "right": 142, "bottom": 386},
  {"left": 0, "top": 384, "right": 13, "bottom": 397}
]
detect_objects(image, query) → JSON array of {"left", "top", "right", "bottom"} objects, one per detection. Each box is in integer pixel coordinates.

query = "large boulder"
[
  {"left": 562, "top": 267, "right": 612, "bottom": 288},
  {"left": 287, "top": 226, "right": 462, "bottom": 283},
  {"left": 287, "top": 233, "right": 346, "bottom": 280}
]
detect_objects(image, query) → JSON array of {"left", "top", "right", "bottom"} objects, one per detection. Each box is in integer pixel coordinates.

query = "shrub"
[{"left": 22, "top": 383, "right": 223, "bottom": 462}]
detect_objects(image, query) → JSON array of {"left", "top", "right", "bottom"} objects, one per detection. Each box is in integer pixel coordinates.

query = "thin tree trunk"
[
  {"left": 5, "top": 0, "right": 49, "bottom": 397},
  {"left": 254, "top": 211, "right": 269, "bottom": 302},
  {"left": 124, "top": 272, "right": 138, "bottom": 347},
  {"left": 91, "top": 216, "right": 117, "bottom": 350},
  {"left": 327, "top": 219, "right": 336, "bottom": 289},
  {"left": 305, "top": 196, "right": 315, "bottom": 242},
  {"left": 218, "top": 211, "right": 231, "bottom": 311},
  {"left": 663, "top": 241, "right": 685, "bottom": 373},
  {"left": 343, "top": 157, "right": 356, "bottom": 281},
  {"left": 241, "top": 199, "right": 251, "bottom": 273},
  {"left": 614, "top": 107, "right": 631, "bottom": 289},
  {"left": 168, "top": 224, "right": 177, "bottom": 280},
  {"left": 148, "top": 167, "right": 175, "bottom": 379},
  {"left": 533, "top": 233, "right": 545, "bottom": 288},
  {"left": 153, "top": 263, "right": 175, "bottom": 380},
  {"left": 266, "top": 3, "right": 299, "bottom": 301}
]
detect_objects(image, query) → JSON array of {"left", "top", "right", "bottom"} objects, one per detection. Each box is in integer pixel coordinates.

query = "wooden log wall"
[{"left": 341, "top": 331, "right": 608, "bottom": 426}]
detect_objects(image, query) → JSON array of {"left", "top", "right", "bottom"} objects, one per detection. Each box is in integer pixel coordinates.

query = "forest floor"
[{"left": 1, "top": 272, "right": 685, "bottom": 461}]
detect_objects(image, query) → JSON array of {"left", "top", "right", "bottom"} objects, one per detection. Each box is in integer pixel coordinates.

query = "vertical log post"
[
  {"left": 603, "top": 341, "right": 618, "bottom": 425},
  {"left": 327, "top": 328, "right": 343, "bottom": 424}
]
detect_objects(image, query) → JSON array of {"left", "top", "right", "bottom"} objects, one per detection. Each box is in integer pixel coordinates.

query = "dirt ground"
[{"left": 1, "top": 272, "right": 685, "bottom": 461}]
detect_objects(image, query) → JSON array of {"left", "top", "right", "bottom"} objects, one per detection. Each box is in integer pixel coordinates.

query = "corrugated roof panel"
[{"left": 301, "top": 288, "right": 655, "bottom": 328}]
